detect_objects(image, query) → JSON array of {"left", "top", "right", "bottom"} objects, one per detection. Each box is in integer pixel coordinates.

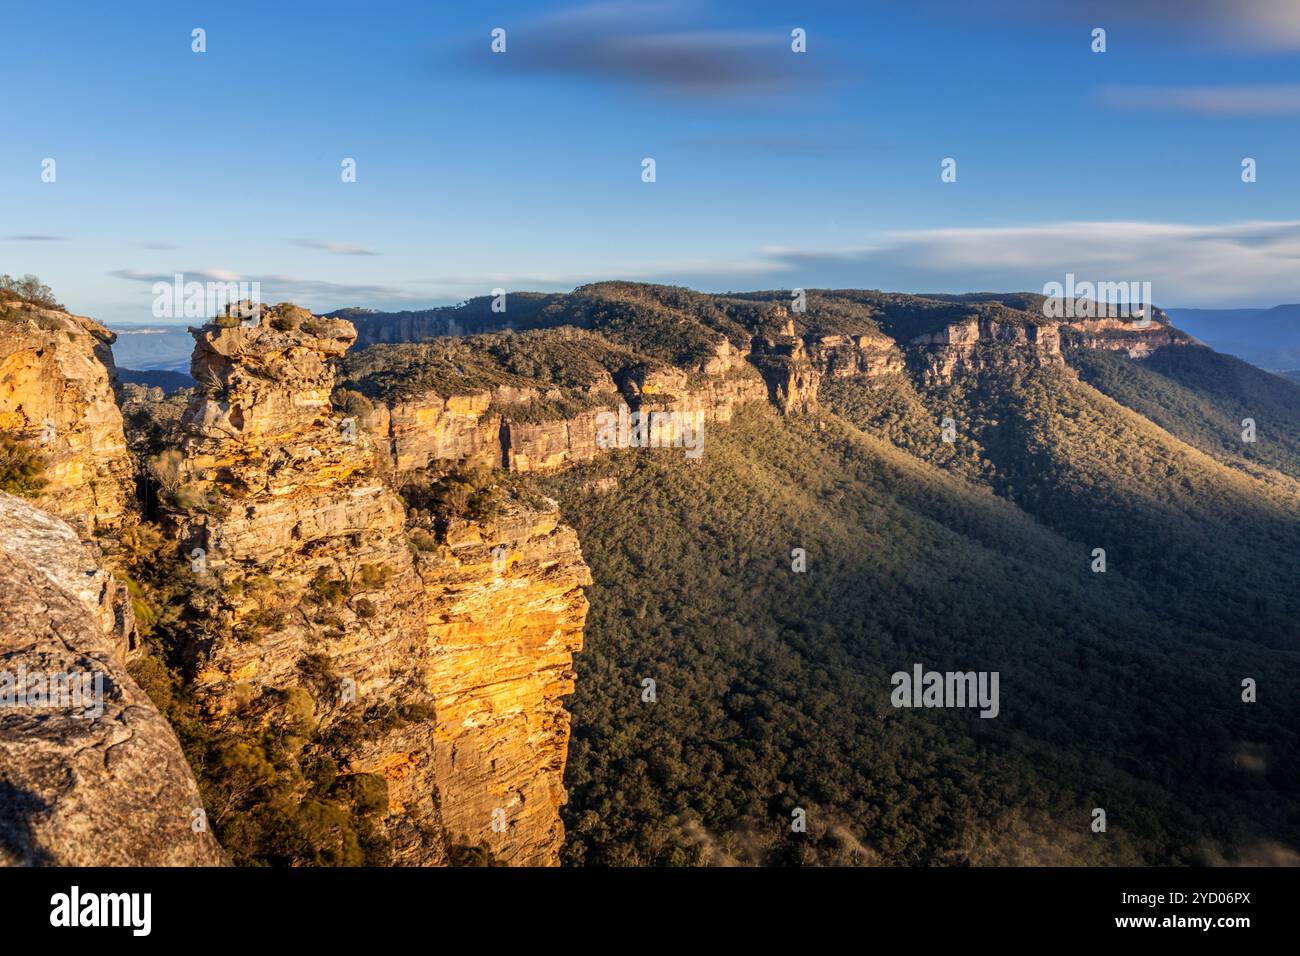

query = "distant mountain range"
[
  {"left": 1167, "top": 305, "right": 1300, "bottom": 373},
  {"left": 109, "top": 326, "right": 196, "bottom": 380}
]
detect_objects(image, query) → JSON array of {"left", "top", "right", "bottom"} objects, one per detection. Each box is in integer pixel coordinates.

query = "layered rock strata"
[
  {"left": 0, "top": 301, "right": 134, "bottom": 535},
  {"left": 416, "top": 504, "right": 590, "bottom": 866},
  {"left": 171, "top": 305, "right": 591, "bottom": 865},
  {"left": 173, "top": 307, "right": 443, "bottom": 861}
]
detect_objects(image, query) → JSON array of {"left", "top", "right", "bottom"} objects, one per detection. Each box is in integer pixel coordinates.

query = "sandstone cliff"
[
  {"left": 1059, "top": 309, "right": 1192, "bottom": 357},
  {"left": 167, "top": 305, "right": 591, "bottom": 865},
  {"left": 900, "top": 306, "right": 1191, "bottom": 384},
  {"left": 0, "top": 299, "right": 134, "bottom": 535},
  {"left": 336, "top": 286, "right": 1201, "bottom": 483},
  {"left": 0, "top": 492, "right": 227, "bottom": 866},
  {"left": 171, "top": 306, "right": 443, "bottom": 862},
  {"left": 358, "top": 337, "right": 769, "bottom": 476},
  {"left": 416, "top": 502, "right": 590, "bottom": 865}
]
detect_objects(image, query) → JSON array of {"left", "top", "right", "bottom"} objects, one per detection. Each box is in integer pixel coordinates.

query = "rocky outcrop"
[
  {"left": 749, "top": 319, "right": 822, "bottom": 414},
  {"left": 1060, "top": 310, "right": 1192, "bottom": 358},
  {"left": 904, "top": 309, "right": 1191, "bottom": 382},
  {"left": 173, "top": 306, "right": 443, "bottom": 862},
  {"left": 0, "top": 301, "right": 134, "bottom": 535},
  {"left": 385, "top": 390, "right": 506, "bottom": 473},
  {"left": 805, "top": 330, "right": 905, "bottom": 380},
  {"left": 908, "top": 316, "right": 1063, "bottom": 383},
  {"left": 170, "top": 305, "right": 592, "bottom": 865},
  {"left": 416, "top": 502, "right": 591, "bottom": 865},
  {"left": 371, "top": 341, "right": 769, "bottom": 476},
  {"left": 0, "top": 492, "right": 227, "bottom": 866}
]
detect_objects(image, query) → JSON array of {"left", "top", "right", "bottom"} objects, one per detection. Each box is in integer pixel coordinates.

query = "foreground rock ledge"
[{"left": 0, "top": 492, "right": 227, "bottom": 866}]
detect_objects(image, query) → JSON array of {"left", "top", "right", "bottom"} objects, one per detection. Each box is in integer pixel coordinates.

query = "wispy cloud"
[
  {"left": 755, "top": 220, "right": 1300, "bottom": 306},
  {"left": 964, "top": 0, "right": 1300, "bottom": 52},
  {"left": 466, "top": 1, "right": 833, "bottom": 101},
  {"left": 109, "top": 268, "right": 418, "bottom": 307},
  {"left": 1091, "top": 0, "right": 1300, "bottom": 51},
  {"left": 291, "top": 238, "right": 380, "bottom": 256},
  {"left": 104, "top": 221, "right": 1300, "bottom": 311},
  {"left": 6, "top": 234, "right": 66, "bottom": 241},
  {"left": 1097, "top": 84, "right": 1300, "bottom": 115},
  {"left": 421, "top": 257, "right": 784, "bottom": 299}
]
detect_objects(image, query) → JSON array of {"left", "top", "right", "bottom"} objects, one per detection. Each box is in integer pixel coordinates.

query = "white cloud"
[
  {"left": 106, "top": 221, "right": 1300, "bottom": 311},
  {"left": 1097, "top": 84, "right": 1300, "bottom": 115},
  {"left": 291, "top": 238, "right": 380, "bottom": 256},
  {"left": 756, "top": 220, "right": 1300, "bottom": 306},
  {"left": 109, "top": 268, "right": 419, "bottom": 307}
]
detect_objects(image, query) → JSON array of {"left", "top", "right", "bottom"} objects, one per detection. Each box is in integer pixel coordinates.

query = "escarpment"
[
  {"left": 0, "top": 297, "right": 134, "bottom": 536},
  {"left": 336, "top": 285, "right": 1201, "bottom": 482},
  {"left": 897, "top": 300, "right": 1190, "bottom": 384},
  {"left": 0, "top": 492, "right": 227, "bottom": 866},
  {"left": 1058, "top": 308, "right": 1191, "bottom": 357}
]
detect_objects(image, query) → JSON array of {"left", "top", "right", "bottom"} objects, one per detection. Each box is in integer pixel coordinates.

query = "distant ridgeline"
[
  {"left": 326, "top": 295, "right": 560, "bottom": 347},
  {"left": 332, "top": 282, "right": 1197, "bottom": 477},
  {"left": 1167, "top": 304, "right": 1300, "bottom": 372}
]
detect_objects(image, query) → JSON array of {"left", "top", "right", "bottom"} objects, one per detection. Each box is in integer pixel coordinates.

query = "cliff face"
[
  {"left": 0, "top": 492, "right": 227, "bottom": 866},
  {"left": 905, "top": 310, "right": 1190, "bottom": 383},
  {"left": 370, "top": 339, "right": 770, "bottom": 477},
  {"left": 173, "top": 308, "right": 443, "bottom": 862},
  {"left": 0, "top": 301, "right": 134, "bottom": 535},
  {"left": 336, "top": 289, "right": 1204, "bottom": 486},
  {"left": 416, "top": 503, "right": 590, "bottom": 865},
  {"left": 907, "top": 316, "right": 1064, "bottom": 383},
  {"left": 805, "top": 329, "right": 905, "bottom": 380},
  {"left": 1059, "top": 309, "right": 1192, "bottom": 357},
  {"left": 171, "top": 306, "right": 591, "bottom": 865}
]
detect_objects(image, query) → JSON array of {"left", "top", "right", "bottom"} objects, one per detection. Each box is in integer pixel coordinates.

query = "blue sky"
[{"left": 4, "top": 0, "right": 1300, "bottom": 324}]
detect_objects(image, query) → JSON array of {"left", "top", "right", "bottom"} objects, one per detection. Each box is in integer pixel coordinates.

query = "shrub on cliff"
[
  {"left": 332, "top": 387, "right": 374, "bottom": 425},
  {"left": 407, "top": 527, "right": 439, "bottom": 551},
  {"left": 0, "top": 273, "right": 62, "bottom": 310},
  {"left": 268, "top": 303, "right": 311, "bottom": 331},
  {"left": 0, "top": 433, "right": 47, "bottom": 497},
  {"left": 401, "top": 463, "right": 503, "bottom": 523},
  {"left": 448, "top": 841, "right": 499, "bottom": 867},
  {"left": 147, "top": 449, "right": 185, "bottom": 498},
  {"left": 332, "top": 773, "right": 390, "bottom": 817},
  {"left": 308, "top": 570, "right": 350, "bottom": 606}
]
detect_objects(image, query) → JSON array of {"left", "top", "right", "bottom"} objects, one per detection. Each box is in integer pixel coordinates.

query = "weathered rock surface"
[
  {"left": 173, "top": 308, "right": 442, "bottom": 860},
  {"left": 371, "top": 341, "right": 770, "bottom": 476},
  {"left": 417, "top": 502, "right": 590, "bottom": 865},
  {"left": 806, "top": 330, "right": 905, "bottom": 380},
  {"left": 0, "top": 492, "right": 227, "bottom": 866},
  {"left": 171, "top": 306, "right": 592, "bottom": 865},
  {"left": 905, "top": 308, "right": 1191, "bottom": 383},
  {"left": 908, "top": 316, "right": 1064, "bottom": 383},
  {"left": 0, "top": 302, "right": 134, "bottom": 535},
  {"left": 1059, "top": 310, "right": 1192, "bottom": 357}
]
